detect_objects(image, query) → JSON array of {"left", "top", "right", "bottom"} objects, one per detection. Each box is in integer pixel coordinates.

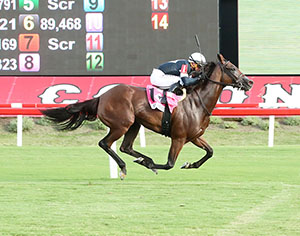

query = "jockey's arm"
[{"left": 180, "top": 76, "right": 200, "bottom": 87}]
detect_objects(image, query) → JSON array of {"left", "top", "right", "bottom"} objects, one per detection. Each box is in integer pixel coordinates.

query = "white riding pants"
[{"left": 150, "top": 69, "right": 181, "bottom": 89}]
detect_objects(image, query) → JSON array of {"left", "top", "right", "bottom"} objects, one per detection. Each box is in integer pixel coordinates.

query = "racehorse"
[{"left": 41, "top": 54, "right": 253, "bottom": 179}]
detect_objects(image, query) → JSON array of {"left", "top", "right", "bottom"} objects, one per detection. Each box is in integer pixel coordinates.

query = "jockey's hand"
[
  {"left": 179, "top": 77, "right": 189, "bottom": 87},
  {"left": 191, "top": 71, "right": 202, "bottom": 78}
]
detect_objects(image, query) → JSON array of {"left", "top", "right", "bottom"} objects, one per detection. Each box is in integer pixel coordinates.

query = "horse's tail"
[{"left": 40, "top": 98, "right": 100, "bottom": 131}]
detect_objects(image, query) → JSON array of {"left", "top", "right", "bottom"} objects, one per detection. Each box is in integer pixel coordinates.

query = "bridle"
[
  {"left": 203, "top": 61, "right": 245, "bottom": 88},
  {"left": 196, "top": 61, "right": 245, "bottom": 116}
]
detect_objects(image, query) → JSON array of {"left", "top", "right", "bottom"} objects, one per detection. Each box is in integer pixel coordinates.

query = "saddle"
[{"left": 146, "top": 85, "right": 186, "bottom": 137}]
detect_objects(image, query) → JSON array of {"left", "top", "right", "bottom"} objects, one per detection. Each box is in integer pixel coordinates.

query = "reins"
[
  {"left": 195, "top": 62, "right": 227, "bottom": 116},
  {"left": 195, "top": 89, "right": 212, "bottom": 116}
]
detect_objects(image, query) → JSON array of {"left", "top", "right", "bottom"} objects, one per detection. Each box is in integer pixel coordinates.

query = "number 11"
[{"left": 86, "top": 33, "right": 103, "bottom": 51}]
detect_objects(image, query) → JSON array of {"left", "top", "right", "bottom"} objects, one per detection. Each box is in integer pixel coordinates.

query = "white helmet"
[{"left": 189, "top": 52, "right": 206, "bottom": 64}]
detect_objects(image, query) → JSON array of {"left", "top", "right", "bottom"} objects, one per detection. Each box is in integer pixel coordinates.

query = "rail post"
[
  {"left": 17, "top": 115, "right": 23, "bottom": 147},
  {"left": 109, "top": 141, "right": 119, "bottom": 179},
  {"left": 139, "top": 125, "right": 146, "bottom": 147},
  {"left": 11, "top": 103, "right": 23, "bottom": 147},
  {"left": 268, "top": 115, "right": 275, "bottom": 147},
  {"left": 106, "top": 128, "right": 118, "bottom": 179}
]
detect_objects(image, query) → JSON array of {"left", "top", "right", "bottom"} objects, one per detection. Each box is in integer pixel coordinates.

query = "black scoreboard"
[{"left": 0, "top": 0, "right": 218, "bottom": 75}]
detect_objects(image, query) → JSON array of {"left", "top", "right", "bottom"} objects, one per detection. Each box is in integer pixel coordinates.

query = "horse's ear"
[{"left": 217, "top": 54, "right": 226, "bottom": 64}]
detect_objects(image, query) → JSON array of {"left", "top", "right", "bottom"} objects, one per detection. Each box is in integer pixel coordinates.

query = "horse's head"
[{"left": 216, "top": 54, "right": 253, "bottom": 91}]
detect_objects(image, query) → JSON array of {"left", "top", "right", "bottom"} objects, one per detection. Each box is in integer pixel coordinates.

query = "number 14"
[{"left": 151, "top": 13, "right": 168, "bottom": 30}]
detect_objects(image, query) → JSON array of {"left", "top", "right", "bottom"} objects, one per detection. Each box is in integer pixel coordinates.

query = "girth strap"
[{"left": 161, "top": 90, "right": 172, "bottom": 137}]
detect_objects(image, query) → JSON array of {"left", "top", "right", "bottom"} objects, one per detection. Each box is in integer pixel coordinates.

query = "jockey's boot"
[{"left": 168, "top": 82, "right": 182, "bottom": 94}]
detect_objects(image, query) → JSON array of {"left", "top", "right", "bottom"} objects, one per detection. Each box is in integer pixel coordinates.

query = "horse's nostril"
[{"left": 245, "top": 76, "right": 254, "bottom": 86}]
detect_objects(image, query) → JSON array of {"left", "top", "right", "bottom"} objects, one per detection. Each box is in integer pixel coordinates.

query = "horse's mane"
[
  {"left": 186, "top": 62, "right": 217, "bottom": 94},
  {"left": 203, "top": 61, "right": 217, "bottom": 77}
]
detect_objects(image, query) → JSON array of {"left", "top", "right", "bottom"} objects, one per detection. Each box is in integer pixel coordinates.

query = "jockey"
[{"left": 150, "top": 52, "right": 206, "bottom": 93}]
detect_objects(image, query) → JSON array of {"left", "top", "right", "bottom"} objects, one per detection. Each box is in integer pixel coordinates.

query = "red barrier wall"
[{"left": 0, "top": 76, "right": 300, "bottom": 107}]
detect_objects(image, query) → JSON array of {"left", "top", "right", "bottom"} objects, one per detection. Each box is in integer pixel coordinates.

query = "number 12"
[{"left": 86, "top": 52, "right": 104, "bottom": 71}]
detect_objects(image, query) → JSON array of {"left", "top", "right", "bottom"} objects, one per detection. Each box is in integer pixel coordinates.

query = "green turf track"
[
  {"left": 239, "top": 0, "right": 300, "bottom": 74},
  {"left": 0, "top": 145, "right": 299, "bottom": 236}
]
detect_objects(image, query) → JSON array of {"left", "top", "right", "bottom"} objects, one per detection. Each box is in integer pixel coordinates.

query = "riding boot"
[
  {"left": 168, "top": 75, "right": 202, "bottom": 96},
  {"left": 160, "top": 82, "right": 182, "bottom": 104},
  {"left": 168, "top": 82, "right": 182, "bottom": 94}
]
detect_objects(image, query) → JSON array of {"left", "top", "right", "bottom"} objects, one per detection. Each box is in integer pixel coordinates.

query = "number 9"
[{"left": 89, "top": 0, "right": 98, "bottom": 10}]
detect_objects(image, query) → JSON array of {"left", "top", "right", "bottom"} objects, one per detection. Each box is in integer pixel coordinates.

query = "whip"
[{"left": 194, "top": 34, "right": 202, "bottom": 54}]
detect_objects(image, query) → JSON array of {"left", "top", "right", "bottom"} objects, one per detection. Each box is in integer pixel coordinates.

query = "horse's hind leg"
[
  {"left": 120, "top": 123, "right": 186, "bottom": 172},
  {"left": 120, "top": 122, "right": 157, "bottom": 173},
  {"left": 99, "top": 129, "right": 128, "bottom": 179},
  {"left": 181, "top": 137, "right": 213, "bottom": 169}
]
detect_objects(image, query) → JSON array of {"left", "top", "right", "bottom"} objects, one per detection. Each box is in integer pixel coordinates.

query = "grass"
[
  {"left": 0, "top": 118, "right": 300, "bottom": 235},
  {"left": 0, "top": 145, "right": 299, "bottom": 236}
]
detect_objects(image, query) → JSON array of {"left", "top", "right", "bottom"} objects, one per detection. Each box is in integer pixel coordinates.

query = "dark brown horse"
[{"left": 41, "top": 54, "right": 253, "bottom": 179}]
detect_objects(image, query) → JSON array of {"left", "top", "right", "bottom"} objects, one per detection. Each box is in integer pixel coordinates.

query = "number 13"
[{"left": 152, "top": 0, "right": 168, "bottom": 11}]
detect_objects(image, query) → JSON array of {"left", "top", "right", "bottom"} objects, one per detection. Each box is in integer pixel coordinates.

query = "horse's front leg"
[{"left": 181, "top": 137, "right": 213, "bottom": 169}]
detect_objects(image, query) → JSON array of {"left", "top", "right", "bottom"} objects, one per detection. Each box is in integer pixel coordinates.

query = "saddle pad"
[{"left": 146, "top": 85, "right": 183, "bottom": 113}]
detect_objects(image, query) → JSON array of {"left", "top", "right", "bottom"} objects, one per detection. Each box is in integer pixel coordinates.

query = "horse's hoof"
[
  {"left": 151, "top": 169, "right": 158, "bottom": 175},
  {"left": 181, "top": 162, "right": 191, "bottom": 169},
  {"left": 133, "top": 157, "right": 144, "bottom": 164},
  {"left": 119, "top": 170, "right": 126, "bottom": 180},
  {"left": 119, "top": 167, "right": 127, "bottom": 180}
]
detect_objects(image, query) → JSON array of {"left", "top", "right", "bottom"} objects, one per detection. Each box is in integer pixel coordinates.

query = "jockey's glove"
[{"left": 191, "top": 71, "right": 202, "bottom": 78}]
